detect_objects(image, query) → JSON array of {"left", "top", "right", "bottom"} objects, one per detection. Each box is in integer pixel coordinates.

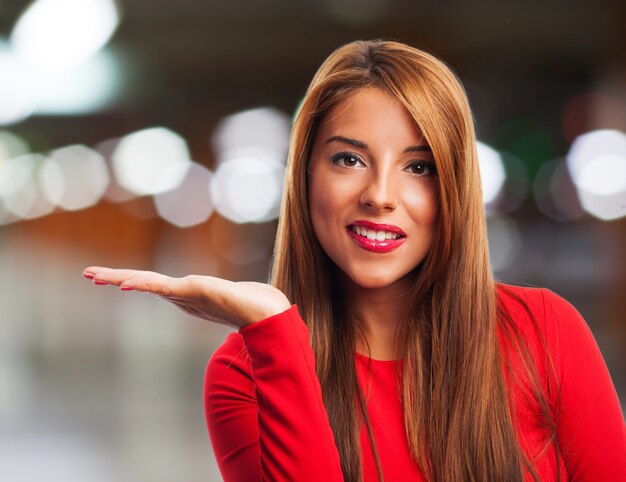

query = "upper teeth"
[{"left": 351, "top": 225, "right": 401, "bottom": 240}]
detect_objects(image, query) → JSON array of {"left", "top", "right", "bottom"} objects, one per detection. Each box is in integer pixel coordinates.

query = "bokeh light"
[
  {"left": 576, "top": 188, "right": 626, "bottom": 221},
  {"left": 33, "top": 49, "right": 122, "bottom": 115},
  {"left": 40, "top": 145, "right": 110, "bottom": 211},
  {"left": 566, "top": 129, "right": 626, "bottom": 221},
  {"left": 96, "top": 137, "right": 136, "bottom": 204},
  {"left": 566, "top": 130, "right": 626, "bottom": 186},
  {"left": 476, "top": 140, "right": 506, "bottom": 205},
  {"left": 0, "top": 154, "right": 55, "bottom": 221},
  {"left": 0, "top": 43, "right": 36, "bottom": 125},
  {"left": 577, "top": 154, "right": 626, "bottom": 196},
  {"left": 210, "top": 156, "right": 285, "bottom": 224},
  {"left": 112, "top": 127, "right": 192, "bottom": 196},
  {"left": 533, "top": 159, "right": 584, "bottom": 222},
  {"left": 10, "top": 0, "right": 120, "bottom": 72},
  {"left": 211, "top": 107, "right": 291, "bottom": 165},
  {"left": 210, "top": 107, "right": 290, "bottom": 224},
  {"left": 0, "top": 40, "right": 123, "bottom": 124},
  {"left": 0, "top": 131, "right": 30, "bottom": 162},
  {"left": 153, "top": 162, "right": 214, "bottom": 228}
]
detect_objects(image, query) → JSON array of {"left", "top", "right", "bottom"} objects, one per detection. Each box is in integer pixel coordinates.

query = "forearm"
[{"left": 205, "top": 305, "right": 344, "bottom": 482}]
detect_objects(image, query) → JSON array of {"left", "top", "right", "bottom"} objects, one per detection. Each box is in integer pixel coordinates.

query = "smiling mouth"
[
  {"left": 348, "top": 224, "right": 404, "bottom": 241},
  {"left": 346, "top": 223, "right": 407, "bottom": 253}
]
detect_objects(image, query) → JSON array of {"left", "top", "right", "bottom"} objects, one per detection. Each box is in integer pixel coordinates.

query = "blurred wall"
[{"left": 0, "top": 1, "right": 624, "bottom": 481}]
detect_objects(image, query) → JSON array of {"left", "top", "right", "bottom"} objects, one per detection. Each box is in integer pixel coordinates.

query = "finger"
[
  {"left": 119, "top": 274, "right": 186, "bottom": 298},
  {"left": 123, "top": 274, "right": 231, "bottom": 299},
  {"left": 84, "top": 267, "right": 156, "bottom": 286}
]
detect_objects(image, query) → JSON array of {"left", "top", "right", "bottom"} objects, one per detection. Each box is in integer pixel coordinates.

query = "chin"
[{"left": 345, "top": 270, "right": 409, "bottom": 290}]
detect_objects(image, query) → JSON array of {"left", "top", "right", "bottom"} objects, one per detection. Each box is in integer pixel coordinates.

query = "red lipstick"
[
  {"left": 346, "top": 220, "right": 406, "bottom": 253},
  {"left": 351, "top": 220, "right": 406, "bottom": 235}
]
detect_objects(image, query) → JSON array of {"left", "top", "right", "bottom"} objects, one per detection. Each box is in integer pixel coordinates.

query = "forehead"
[{"left": 317, "top": 87, "right": 426, "bottom": 146}]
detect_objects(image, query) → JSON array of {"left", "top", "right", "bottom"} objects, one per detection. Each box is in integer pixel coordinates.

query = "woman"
[{"left": 84, "top": 40, "right": 626, "bottom": 481}]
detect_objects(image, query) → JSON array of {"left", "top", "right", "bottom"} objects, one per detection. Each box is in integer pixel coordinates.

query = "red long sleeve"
[
  {"left": 540, "top": 289, "right": 626, "bottom": 480},
  {"left": 204, "top": 287, "right": 626, "bottom": 481},
  {"left": 499, "top": 286, "right": 626, "bottom": 481},
  {"left": 203, "top": 305, "right": 344, "bottom": 482}
]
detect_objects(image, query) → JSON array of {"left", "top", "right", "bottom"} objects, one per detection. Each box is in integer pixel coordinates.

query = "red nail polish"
[
  {"left": 120, "top": 286, "right": 134, "bottom": 291},
  {"left": 94, "top": 280, "right": 108, "bottom": 285},
  {"left": 83, "top": 273, "right": 94, "bottom": 279}
]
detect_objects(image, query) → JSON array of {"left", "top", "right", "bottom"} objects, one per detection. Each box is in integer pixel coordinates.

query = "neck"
[{"left": 340, "top": 273, "right": 413, "bottom": 361}]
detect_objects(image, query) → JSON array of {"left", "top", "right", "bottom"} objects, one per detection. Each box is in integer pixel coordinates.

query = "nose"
[{"left": 359, "top": 168, "right": 398, "bottom": 212}]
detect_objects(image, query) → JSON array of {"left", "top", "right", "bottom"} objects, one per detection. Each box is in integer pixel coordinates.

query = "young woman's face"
[{"left": 308, "top": 87, "right": 439, "bottom": 291}]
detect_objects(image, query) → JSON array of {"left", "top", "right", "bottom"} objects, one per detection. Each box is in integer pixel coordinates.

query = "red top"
[{"left": 203, "top": 285, "right": 626, "bottom": 481}]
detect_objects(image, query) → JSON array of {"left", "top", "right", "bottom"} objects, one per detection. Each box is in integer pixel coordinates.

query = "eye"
[
  {"left": 406, "top": 160, "right": 437, "bottom": 177},
  {"left": 330, "top": 152, "right": 365, "bottom": 168}
]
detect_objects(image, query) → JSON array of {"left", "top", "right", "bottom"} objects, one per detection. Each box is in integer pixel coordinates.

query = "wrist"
[{"left": 240, "top": 302, "right": 294, "bottom": 330}]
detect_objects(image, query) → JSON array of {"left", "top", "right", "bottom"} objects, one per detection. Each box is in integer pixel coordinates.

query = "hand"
[{"left": 82, "top": 266, "right": 292, "bottom": 329}]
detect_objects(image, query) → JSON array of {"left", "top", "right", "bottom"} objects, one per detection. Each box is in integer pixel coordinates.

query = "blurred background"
[{"left": 1, "top": 0, "right": 625, "bottom": 480}]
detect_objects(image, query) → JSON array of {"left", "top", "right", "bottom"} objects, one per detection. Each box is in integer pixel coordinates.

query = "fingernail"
[
  {"left": 83, "top": 273, "right": 94, "bottom": 279},
  {"left": 120, "top": 286, "right": 134, "bottom": 291},
  {"left": 94, "top": 280, "right": 108, "bottom": 285}
]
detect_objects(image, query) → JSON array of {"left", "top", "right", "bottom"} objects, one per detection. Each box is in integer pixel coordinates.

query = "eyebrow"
[{"left": 325, "top": 135, "right": 431, "bottom": 153}]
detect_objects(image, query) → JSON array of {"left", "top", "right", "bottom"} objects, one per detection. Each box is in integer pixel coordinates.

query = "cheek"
[
  {"left": 309, "top": 193, "right": 329, "bottom": 233},
  {"left": 403, "top": 183, "right": 440, "bottom": 226},
  {"left": 308, "top": 173, "right": 335, "bottom": 241},
  {"left": 308, "top": 175, "right": 324, "bottom": 217},
  {"left": 308, "top": 169, "right": 353, "bottom": 223}
]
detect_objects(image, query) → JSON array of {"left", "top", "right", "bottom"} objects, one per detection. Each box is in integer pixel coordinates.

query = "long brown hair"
[{"left": 271, "top": 39, "right": 559, "bottom": 482}]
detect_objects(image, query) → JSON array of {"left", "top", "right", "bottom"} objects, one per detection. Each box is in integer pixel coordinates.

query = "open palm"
[{"left": 83, "top": 267, "right": 291, "bottom": 329}]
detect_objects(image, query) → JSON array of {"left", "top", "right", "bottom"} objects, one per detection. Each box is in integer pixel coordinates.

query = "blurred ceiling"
[{"left": 0, "top": 0, "right": 624, "bottom": 161}]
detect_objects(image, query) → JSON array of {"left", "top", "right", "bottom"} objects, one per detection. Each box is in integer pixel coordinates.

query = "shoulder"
[
  {"left": 495, "top": 282, "right": 592, "bottom": 368},
  {"left": 496, "top": 282, "right": 581, "bottom": 327},
  {"left": 495, "top": 283, "right": 551, "bottom": 362},
  {"left": 496, "top": 282, "right": 544, "bottom": 312},
  {"left": 495, "top": 281, "right": 562, "bottom": 310}
]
